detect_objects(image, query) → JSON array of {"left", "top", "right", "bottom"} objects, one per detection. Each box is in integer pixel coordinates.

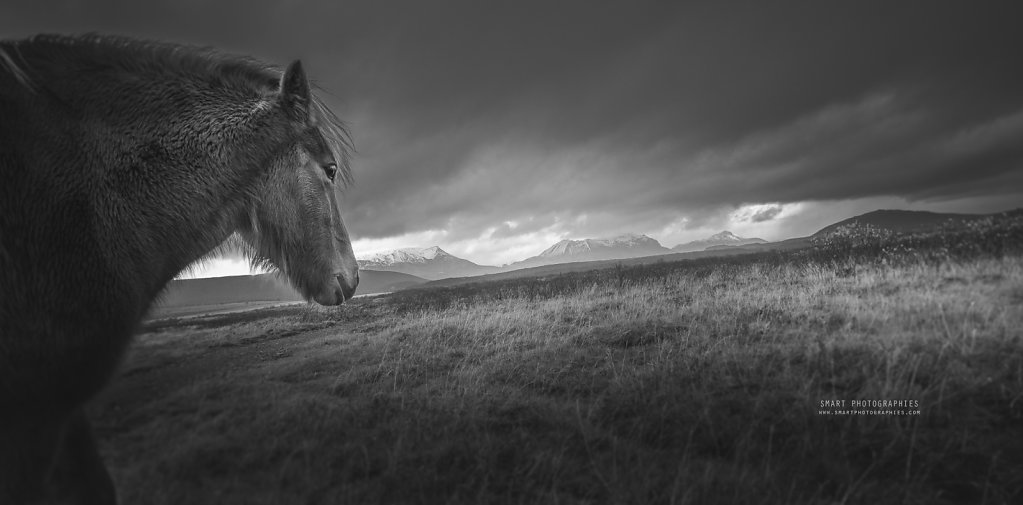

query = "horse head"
[{"left": 237, "top": 61, "right": 359, "bottom": 305}]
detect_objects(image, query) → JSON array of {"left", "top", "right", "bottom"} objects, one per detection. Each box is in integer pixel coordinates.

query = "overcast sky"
[{"left": 4, "top": 1, "right": 1022, "bottom": 274}]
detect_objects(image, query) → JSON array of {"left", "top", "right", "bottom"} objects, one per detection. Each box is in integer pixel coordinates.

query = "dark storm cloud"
[
  {"left": 751, "top": 207, "right": 784, "bottom": 223},
  {"left": 4, "top": 1, "right": 1021, "bottom": 245}
]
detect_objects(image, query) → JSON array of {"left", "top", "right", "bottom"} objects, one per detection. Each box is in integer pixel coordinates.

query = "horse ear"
[{"left": 280, "top": 60, "right": 311, "bottom": 120}]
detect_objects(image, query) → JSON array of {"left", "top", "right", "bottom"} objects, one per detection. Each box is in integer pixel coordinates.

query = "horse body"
[{"left": 0, "top": 34, "right": 358, "bottom": 504}]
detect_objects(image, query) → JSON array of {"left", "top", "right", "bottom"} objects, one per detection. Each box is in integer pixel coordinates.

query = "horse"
[{"left": 0, "top": 34, "right": 359, "bottom": 504}]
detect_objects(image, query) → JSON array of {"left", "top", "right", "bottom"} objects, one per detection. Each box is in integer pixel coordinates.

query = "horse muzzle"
[
  {"left": 314, "top": 270, "right": 359, "bottom": 305},
  {"left": 338, "top": 270, "right": 359, "bottom": 301}
]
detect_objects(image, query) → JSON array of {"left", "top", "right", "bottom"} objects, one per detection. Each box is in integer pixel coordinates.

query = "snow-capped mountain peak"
[
  {"left": 359, "top": 246, "right": 450, "bottom": 265},
  {"left": 356, "top": 246, "right": 498, "bottom": 281},
  {"left": 707, "top": 231, "right": 742, "bottom": 241},
  {"left": 593, "top": 233, "right": 652, "bottom": 245},
  {"left": 538, "top": 233, "right": 661, "bottom": 258},
  {"left": 671, "top": 231, "right": 766, "bottom": 252}
]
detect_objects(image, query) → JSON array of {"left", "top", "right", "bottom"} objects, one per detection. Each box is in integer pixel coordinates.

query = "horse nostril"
[{"left": 336, "top": 274, "right": 357, "bottom": 301}]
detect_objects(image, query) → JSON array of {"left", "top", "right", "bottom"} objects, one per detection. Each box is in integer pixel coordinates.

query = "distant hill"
[
  {"left": 158, "top": 270, "right": 427, "bottom": 308},
  {"left": 420, "top": 247, "right": 768, "bottom": 290},
  {"left": 813, "top": 209, "right": 985, "bottom": 236},
  {"left": 671, "top": 231, "right": 767, "bottom": 252},
  {"left": 357, "top": 246, "right": 499, "bottom": 280},
  {"left": 507, "top": 233, "right": 671, "bottom": 270}
]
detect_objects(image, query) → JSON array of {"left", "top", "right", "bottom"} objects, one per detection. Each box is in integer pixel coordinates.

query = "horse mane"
[
  {"left": 0, "top": 44, "right": 36, "bottom": 91},
  {"left": 0, "top": 33, "right": 353, "bottom": 186}
]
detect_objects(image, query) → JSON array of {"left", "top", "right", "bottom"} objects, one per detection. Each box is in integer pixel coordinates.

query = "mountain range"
[
  {"left": 670, "top": 231, "right": 766, "bottom": 252},
  {"left": 356, "top": 208, "right": 1012, "bottom": 280},
  {"left": 357, "top": 246, "right": 499, "bottom": 280},
  {"left": 506, "top": 233, "right": 671, "bottom": 269},
  {"left": 356, "top": 231, "right": 769, "bottom": 278},
  {"left": 162, "top": 208, "right": 1017, "bottom": 311}
]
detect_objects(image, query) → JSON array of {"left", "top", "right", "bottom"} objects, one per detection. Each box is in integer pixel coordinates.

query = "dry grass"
[{"left": 93, "top": 222, "right": 1023, "bottom": 504}]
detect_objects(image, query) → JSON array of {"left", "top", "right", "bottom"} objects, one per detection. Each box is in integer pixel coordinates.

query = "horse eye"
[{"left": 322, "top": 163, "right": 338, "bottom": 181}]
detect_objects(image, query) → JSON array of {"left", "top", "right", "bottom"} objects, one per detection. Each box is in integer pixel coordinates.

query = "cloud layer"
[{"left": 4, "top": 1, "right": 1021, "bottom": 268}]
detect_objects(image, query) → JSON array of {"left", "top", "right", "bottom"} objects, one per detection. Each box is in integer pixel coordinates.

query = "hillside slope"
[{"left": 814, "top": 209, "right": 983, "bottom": 236}]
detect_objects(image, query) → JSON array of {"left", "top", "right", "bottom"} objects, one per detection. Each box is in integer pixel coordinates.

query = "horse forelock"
[
  {"left": 0, "top": 44, "right": 37, "bottom": 91},
  {"left": 310, "top": 96, "right": 356, "bottom": 189}
]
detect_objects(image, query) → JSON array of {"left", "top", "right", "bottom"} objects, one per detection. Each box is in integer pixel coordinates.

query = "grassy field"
[{"left": 91, "top": 215, "right": 1023, "bottom": 504}]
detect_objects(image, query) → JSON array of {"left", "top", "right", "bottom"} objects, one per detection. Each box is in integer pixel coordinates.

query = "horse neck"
[{"left": 64, "top": 74, "right": 286, "bottom": 302}]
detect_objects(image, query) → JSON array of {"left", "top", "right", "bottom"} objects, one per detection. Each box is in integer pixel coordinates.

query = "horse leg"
[
  {"left": 0, "top": 412, "right": 64, "bottom": 504},
  {"left": 50, "top": 409, "right": 117, "bottom": 505},
  {"left": 0, "top": 409, "right": 116, "bottom": 505}
]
